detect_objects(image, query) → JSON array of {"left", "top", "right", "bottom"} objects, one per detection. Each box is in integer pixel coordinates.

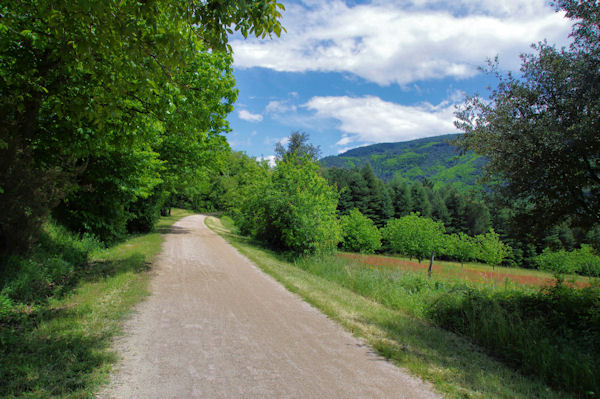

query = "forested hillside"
[{"left": 320, "top": 134, "right": 486, "bottom": 189}]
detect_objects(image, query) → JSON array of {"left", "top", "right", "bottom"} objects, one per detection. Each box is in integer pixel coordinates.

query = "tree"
[
  {"left": 389, "top": 177, "right": 412, "bottom": 218},
  {"left": 382, "top": 213, "right": 445, "bottom": 262},
  {"left": 410, "top": 181, "right": 432, "bottom": 218},
  {"left": 238, "top": 154, "right": 341, "bottom": 255},
  {"left": 454, "top": 1, "right": 600, "bottom": 231},
  {"left": 0, "top": 0, "right": 285, "bottom": 251},
  {"left": 429, "top": 189, "right": 451, "bottom": 226},
  {"left": 474, "top": 230, "right": 511, "bottom": 268},
  {"left": 340, "top": 209, "right": 382, "bottom": 254},
  {"left": 274, "top": 131, "right": 321, "bottom": 162},
  {"left": 360, "top": 163, "right": 390, "bottom": 227},
  {"left": 444, "top": 233, "right": 477, "bottom": 267}
]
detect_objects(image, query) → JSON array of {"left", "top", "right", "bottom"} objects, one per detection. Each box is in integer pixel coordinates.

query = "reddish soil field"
[{"left": 338, "top": 253, "right": 590, "bottom": 289}]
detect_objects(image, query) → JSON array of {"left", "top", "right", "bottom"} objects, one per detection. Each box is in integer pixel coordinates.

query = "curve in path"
[{"left": 99, "top": 215, "right": 440, "bottom": 399}]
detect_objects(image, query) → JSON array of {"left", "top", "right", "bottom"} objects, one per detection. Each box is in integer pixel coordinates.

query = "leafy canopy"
[
  {"left": 382, "top": 213, "right": 446, "bottom": 262},
  {"left": 454, "top": 0, "right": 600, "bottom": 230},
  {"left": 0, "top": 0, "right": 284, "bottom": 250}
]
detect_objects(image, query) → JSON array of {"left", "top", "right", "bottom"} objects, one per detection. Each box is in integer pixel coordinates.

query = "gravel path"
[{"left": 99, "top": 215, "right": 440, "bottom": 399}]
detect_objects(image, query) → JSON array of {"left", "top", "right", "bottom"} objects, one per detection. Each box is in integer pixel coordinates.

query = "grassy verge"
[
  {"left": 0, "top": 209, "right": 193, "bottom": 398},
  {"left": 206, "top": 216, "right": 581, "bottom": 399}
]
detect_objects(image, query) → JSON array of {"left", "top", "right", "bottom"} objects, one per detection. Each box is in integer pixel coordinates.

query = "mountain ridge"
[{"left": 320, "top": 134, "right": 485, "bottom": 189}]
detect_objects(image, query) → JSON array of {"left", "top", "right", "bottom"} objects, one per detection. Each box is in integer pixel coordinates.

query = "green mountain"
[{"left": 320, "top": 134, "right": 486, "bottom": 189}]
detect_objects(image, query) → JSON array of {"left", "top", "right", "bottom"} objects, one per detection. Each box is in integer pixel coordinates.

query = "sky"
[{"left": 226, "top": 0, "right": 573, "bottom": 162}]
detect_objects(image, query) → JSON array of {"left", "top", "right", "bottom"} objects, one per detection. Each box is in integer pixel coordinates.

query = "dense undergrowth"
[
  {"left": 294, "top": 254, "right": 599, "bottom": 396},
  {"left": 0, "top": 222, "right": 103, "bottom": 306},
  {"left": 0, "top": 210, "right": 192, "bottom": 398}
]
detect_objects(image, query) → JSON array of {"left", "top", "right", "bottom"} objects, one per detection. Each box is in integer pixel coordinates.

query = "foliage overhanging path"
[{"left": 99, "top": 214, "right": 440, "bottom": 399}]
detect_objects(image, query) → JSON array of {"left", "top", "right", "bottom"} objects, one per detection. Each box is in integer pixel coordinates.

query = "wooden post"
[{"left": 428, "top": 251, "right": 435, "bottom": 278}]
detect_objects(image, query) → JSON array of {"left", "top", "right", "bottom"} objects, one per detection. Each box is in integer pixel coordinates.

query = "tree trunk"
[{"left": 428, "top": 251, "right": 435, "bottom": 278}]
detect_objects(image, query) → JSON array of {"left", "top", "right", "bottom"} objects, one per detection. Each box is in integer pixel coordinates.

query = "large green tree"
[
  {"left": 238, "top": 155, "right": 342, "bottom": 255},
  {"left": 454, "top": 0, "right": 600, "bottom": 231},
  {"left": 0, "top": 0, "right": 284, "bottom": 250}
]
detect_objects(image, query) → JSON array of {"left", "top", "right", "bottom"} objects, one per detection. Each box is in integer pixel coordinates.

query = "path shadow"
[{"left": 155, "top": 225, "right": 192, "bottom": 235}]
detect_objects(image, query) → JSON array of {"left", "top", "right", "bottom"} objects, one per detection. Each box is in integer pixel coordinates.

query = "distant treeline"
[{"left": 195, "top": 148, "right": 599, "bottom": 270}]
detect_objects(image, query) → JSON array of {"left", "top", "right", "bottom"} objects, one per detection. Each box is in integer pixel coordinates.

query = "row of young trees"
[{"left": 340, "top": 209, "right": 509, "bottom": 267}]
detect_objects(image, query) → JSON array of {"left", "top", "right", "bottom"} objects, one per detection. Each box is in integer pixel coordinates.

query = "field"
[{"left": 340, "top": 253, "right": 594, "bottom": 289}]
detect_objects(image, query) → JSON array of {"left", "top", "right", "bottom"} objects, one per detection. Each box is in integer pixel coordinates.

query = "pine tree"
[
  {"left": 389, "top": 178, "right": 412, "bottom": 218},
  {"left": 410, "top": 181, "right": 431, "bottom": 217}
]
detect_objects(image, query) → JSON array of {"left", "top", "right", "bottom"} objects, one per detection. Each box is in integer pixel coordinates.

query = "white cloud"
[
  {"left": 264, "top": 136, "right": 290, "bottom": 146},
  {"left": 266, "top": 100, "right": 297, "bottom": 114},
  {"left": 231, "top": 0, "right": 571, "bottom": 85},
  {"left": 304, "top": 95, "right": 457, "bottom": 145},
  {"left": 257, "top": 155, "right": 277, "bottom": 167},
  {"left": 238, "top": 109, "right": 263, "bottom": 122}
]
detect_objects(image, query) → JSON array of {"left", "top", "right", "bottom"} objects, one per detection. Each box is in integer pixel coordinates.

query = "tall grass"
[
  {"left": 429, "top": 284, "right": 600, "bottom": 395},
  {"left": 296, "top": 254, "right": 600, "bottom": 396}
]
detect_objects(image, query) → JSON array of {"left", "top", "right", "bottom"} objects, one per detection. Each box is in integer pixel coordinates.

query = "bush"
[
  {"left": 537, "top": 244, "right": 600, "bottom": 277},
  {"left": 127, "top": 190, "right": 168, "bottom": 234},
  {"left": 340, "top": 209, "right": 382, "bottom": 254}
]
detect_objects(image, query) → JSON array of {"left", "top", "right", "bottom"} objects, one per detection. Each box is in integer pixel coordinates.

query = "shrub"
[
  {"left": 576, "top": 245, "right": 600, "bottom": 277},
  {"left": 0, "top": 221, "right": 101, "bottom": 303},
  {"left": 127, "top": 190, "right": 168, "bottom": 234},
  {"left": 340, "top": 209, "right": 381, "bottom": 254},
  {"left": 537, "top": 244, "right": 600, "bottom": 277}
]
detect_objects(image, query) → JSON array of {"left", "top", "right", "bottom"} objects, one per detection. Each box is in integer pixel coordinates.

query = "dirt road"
[{"left": 99, "top": 215, "right": 440, "bottom": 398}]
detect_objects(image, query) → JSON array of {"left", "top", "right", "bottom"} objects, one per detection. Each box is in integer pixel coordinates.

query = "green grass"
[
  {"left": 0, "top": 209, "right": 193, "bottom": 398},
  {"left": 206, "top": 216, "right": 596, "bottom": 399}
]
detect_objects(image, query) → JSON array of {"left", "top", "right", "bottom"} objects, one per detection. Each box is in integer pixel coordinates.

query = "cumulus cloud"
[
  {"left": 231, "top": 0, "right": 571, "bottom": 85},
  {"left": 304, "top": 95, "right": 457, "bottom": 145},
  {"left": 238, "top": 109, "right": 263, "bottom": 122}
]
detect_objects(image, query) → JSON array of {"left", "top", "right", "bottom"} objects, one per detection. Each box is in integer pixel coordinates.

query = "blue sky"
[{"left": 226, "top": 0, "right": 573, "bottom": 161}]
